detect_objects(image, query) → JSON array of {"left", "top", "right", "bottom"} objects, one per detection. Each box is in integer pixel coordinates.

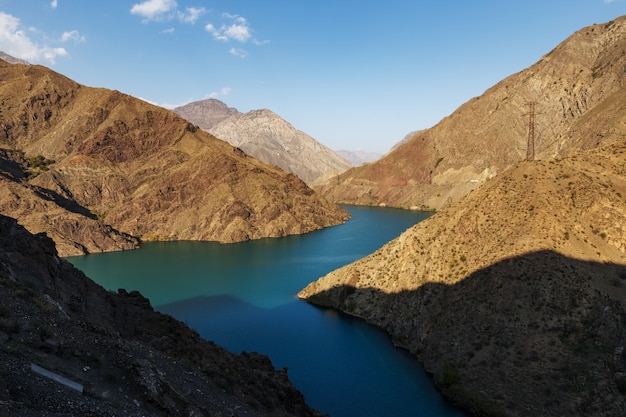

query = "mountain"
[
  {"left": 0, "top": 61, "right": 349, "bottom": 256},
  {"left": 176, "top": 101, "right": 352, "bottom": 185},
  {"left": 335, "top": 149, "right": 382, "bottom": 166},
  {"left": 173, "top": 98, "right": 240, "bottom": 130},
  {"left": 299, "top": 140, "right": 626, "bottom": 417},
  {"left": 317, "top": 16, "right": 626, "bottom": 210},
  {"left": 0, "top": 51, "right": 30, "bottom": 65},
  {"left": 0, "top": 213, "right": 323, "bottom": 416}
]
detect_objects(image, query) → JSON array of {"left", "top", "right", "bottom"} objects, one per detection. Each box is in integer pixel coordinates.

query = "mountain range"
[
  {"left": 175, "top": 100, "right": 352, "bottom": 185},
  {"left": 299, "top": 15, "right": 626, "bottom": 417},
  {"left": 0, "top": 60, "right": 350, "bottom": 257},
  {"left": 316, "top": 16, "right": 626, "bottom": 210}
]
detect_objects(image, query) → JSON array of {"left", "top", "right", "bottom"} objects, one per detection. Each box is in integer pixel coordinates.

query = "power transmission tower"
[{"left": 526, "top": 101, "right": 536, "bottom": 161}]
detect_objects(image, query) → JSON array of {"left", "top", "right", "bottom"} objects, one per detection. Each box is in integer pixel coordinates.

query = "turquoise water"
[{"left": 68, "top": 206, "right": 465, "bottom": 417}]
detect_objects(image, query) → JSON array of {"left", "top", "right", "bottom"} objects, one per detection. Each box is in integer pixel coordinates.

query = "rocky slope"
[
  {"left": 173, "top": 98, "right": 240, "bottom": 130},
  {"left": 299, "top": 140, "right": 626, "bottom": 416},
  {"left": 177, "top": 102, "right": 352, "bottom": 185},
  {"left": 317, "top": 16, "right": 626, "bottom": 210},
  {"left": 0, "top": 213, "right": 324, "bottom": 416},
  {"left": 0, "top": 60, "right": 349, "bottom": 256}
]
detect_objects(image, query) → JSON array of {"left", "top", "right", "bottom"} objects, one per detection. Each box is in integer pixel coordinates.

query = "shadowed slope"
[
  {"left": 300, "top": 141, "right": 626, "bottom": 416},
  {"left": 0, "top": 214, "right": 324, "bottom": 416}
]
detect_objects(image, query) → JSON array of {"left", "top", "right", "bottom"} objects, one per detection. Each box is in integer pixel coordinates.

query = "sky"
[{"left": 0, "top": 1, "right": 625, "bottom": 154}]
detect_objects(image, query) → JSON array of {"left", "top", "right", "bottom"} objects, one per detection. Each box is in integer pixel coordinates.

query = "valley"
[{"left": 1, "top": 9, "right": 626, "bottom": 417}]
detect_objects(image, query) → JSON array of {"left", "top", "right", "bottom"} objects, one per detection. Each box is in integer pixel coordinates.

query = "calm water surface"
[{"left": 68, "top": 206, "right": 465, "bottom": 417}]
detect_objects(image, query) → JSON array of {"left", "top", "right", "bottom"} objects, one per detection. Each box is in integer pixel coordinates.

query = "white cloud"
[
  {"left": 229, "top": 47, "right": 248, "bottom": 58},
  {"left": 130, "top": 0, "right": 177, "bottom": 22},
  {"left": 0, "top": 12, "right": 67, "bottom": 64},
  {"left": 60, "top": 30, "right": 85, "bottom": 43},
  {"left": 208, "top": 87, "right": 232, "bottom": 98},
  {"left": 205, "top": 14, "right": 253, "bottom": 43},
  {"left": 177, "top": 7, "right": 206, "bottom": 24},
  {"left": 51, "top": 0, "right": 58, "bottom": 8},
  {"left": 131, "top": 1, "right": 206, "bottom": 24},
  {"left": 163, "top": 27, "right": 175, "bottom": 34}
]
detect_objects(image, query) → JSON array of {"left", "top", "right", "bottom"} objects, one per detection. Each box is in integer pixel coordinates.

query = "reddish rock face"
[{"left": 0, "top": 61, "right": 349, "bottom": 256}]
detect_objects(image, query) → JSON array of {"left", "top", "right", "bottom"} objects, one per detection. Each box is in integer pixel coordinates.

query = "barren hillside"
[
  {"left": 0, "top": 61, "right": 349, "bottom": 256},
  {"left": 318, "top": 16, "right": 626, "bottom": 210},
  {"left": 300, "top": 141, "right": 626, "bottom": 416}
]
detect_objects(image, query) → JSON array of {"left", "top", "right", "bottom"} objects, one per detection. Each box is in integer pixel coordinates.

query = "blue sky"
[{"left": 0, "top": 1, "right": 624, "bottom": 153}]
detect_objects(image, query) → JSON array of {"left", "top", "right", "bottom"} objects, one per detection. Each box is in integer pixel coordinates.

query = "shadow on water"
[
  {"left": 159, "top": 293, "right": 466, "bottom": 417},
  {"left": 303, "top": 250, "right": 626, "bottom": 416}
]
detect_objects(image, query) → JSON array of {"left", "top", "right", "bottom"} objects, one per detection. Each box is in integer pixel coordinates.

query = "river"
[{"left": 67, "top": 205, "right": 465, "bottom": 417}]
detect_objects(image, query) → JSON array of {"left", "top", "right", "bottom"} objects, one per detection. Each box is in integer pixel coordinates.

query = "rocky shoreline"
[{"left": 0, "top": 214, "right": 325, "bottom": 417}]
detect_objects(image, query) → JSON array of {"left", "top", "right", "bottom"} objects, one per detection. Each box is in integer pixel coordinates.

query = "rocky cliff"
[
  {"left": 0, "top": 61, "right": 349, "bottom": 256},
  {"left": 0, "top": 213, "right": 324, "bottom": 416},
  {"left": 317, "top": 16, "right": 626, "bottom": 210},
  {"left": 176, "top": 102, "right": 352, "bottom": 185},
  {"left": 299, "top": 141, "right": 626, "bottom": 416}
]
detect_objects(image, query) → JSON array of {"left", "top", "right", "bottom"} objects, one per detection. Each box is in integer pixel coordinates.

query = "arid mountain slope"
[
  {"left": 299, "top": 141, "right": 626, "bottom": 416},
  {"left": 0, "top": 214, "right": 323, "bottom": 416},
  {"left": 173, "top": 98, "right": 240, "bottom": 130},
  {"left": 196, "top": 107, "right": 352, "bottom": 185},
  {"left": 318, "top": 16, "right": 626, "bottom": 210},
  {"left": 0, "top": 61, "right": 349, "bottom": 256}
]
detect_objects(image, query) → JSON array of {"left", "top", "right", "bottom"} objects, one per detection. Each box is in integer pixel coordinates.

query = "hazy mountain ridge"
[
  {"left": 300, "top": 140, "right": 626, "bottom": 416},
  {"left": 317, "top": 16, "right": 626, "bottom": 210},
  {"left": 176, "top": 100, "right": 352, "bottom": 185},
  {"left": 0, "top": 213, "right": 324, "bottom": 416},
  {"left": 335, "top": 149, "right": 382, "bottom": 166},
  {"left": 0, "top": 61, "right": 349, "bottom": 256}
]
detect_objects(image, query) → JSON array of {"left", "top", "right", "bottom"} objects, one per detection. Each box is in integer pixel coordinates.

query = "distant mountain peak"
[
  {"left": 173, "top": 98, "right": 240, "bottom": 130},
  {"left": 0, "top": 51, "right": 30, "bottom": 65},
  {"left": 176, "top": 99, "right": 352, "bottom": 185}
]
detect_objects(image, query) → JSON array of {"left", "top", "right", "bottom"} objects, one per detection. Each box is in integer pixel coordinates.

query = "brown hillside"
[
  {"left": 0, "top": 61, "right": 349, "bottom": 256},
  {"left": 299, "top": 141, "right": 626, "bottom": 416},
  {"left": 318, "top": 16, "right": 626, "bottom": 210}
]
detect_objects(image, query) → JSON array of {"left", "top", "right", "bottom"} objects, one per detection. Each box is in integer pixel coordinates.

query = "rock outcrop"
[
  {"left": 175, "top": 102, "right": 352, "bottom": 185},
  {"left": 0, "top": 213, "right": 324, "bottom": 416},
  {"left": 0, "top": 61, "right": 349, "bottom": 256},
  {"left": 317, "top": 16, "right": 626, "bottom": 210},
  {"left": 299, "top": 141, "right": 626, "bottom": 416}
]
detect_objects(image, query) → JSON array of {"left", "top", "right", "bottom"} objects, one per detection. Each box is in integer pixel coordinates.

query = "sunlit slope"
[
  {"left": 0, "top": 61, "right": 349, "bottom": 256},
  {"left": 317, "top": 16, "right": 626, "bottom": 210}
]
